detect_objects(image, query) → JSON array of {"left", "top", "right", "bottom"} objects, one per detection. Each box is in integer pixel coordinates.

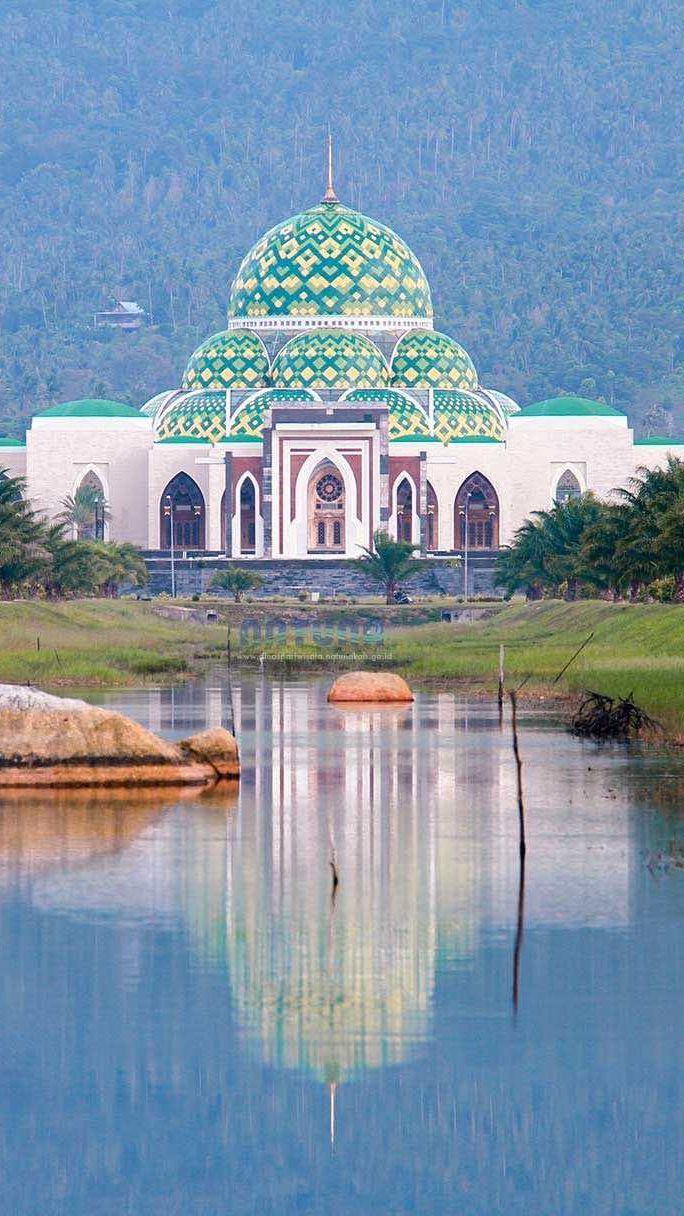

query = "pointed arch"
[
  {"left": 229, "top": 470, "right": 263, "bottom": 556},
  {"left": 160, "top": 472, "right": 206, "bottom": 550},
  {"left": 554, "top": 467, "right": 583, "bottom": 504},
  {"left": 291, "top": 447, "right": 359, "bottom": 558},
  {"left": 391, "top": 473, "right": 418, "bottom": 545},
  {"left": 71, "top": 467, "right": 108, "bottom": 540},
  {"left": 454, "top": 472, "right": 499, "bottom": 550}
]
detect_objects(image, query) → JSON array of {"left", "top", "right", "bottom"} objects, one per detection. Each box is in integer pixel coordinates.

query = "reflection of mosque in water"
[{"left": 3, "top": 676, "right": 637, "bottom": 1087}]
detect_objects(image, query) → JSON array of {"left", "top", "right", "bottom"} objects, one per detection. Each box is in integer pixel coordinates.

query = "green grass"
[
  {"left": 0, "top": 600, "right": 227, "bottom": 687},
  {"left": 386, "top": 600, "right": 684, "bottom": 735}
]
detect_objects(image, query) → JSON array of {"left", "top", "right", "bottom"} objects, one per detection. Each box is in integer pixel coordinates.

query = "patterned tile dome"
[
  {"left": 230, "top": 388, "right": 319, "bottom": 441},
  {"left": 343, "top": 388, "right": 430, "bottom": 441},
  {"left": 182, "top": 330, "right": 270, "bottom": 391},
  {"left": 272, "top": 330, "right": 390, "bottom": 390},
  {"left": 155, "top": 391, "right": 227, "bottom": 443},
  {"left": 476, "top": 387, "right": 520, "bottom": 417},
  {"left": 140, "top": 389, "right": 179, "bottom": 418},
  {"left": 433, "top": 390, "right": 504, "bottom": 445},
  {"left": 228, "top": 202, "right": 432, "bottom": 323},
  {"left": 391, "top": 330, "right": 478, "bottom": 390}
]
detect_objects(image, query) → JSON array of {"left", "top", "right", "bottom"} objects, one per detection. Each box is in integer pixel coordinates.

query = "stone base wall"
[{"left": 143, "top": 553, "right": 501, "bottom": 599}]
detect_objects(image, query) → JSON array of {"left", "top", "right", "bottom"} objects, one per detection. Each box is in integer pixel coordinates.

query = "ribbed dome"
[
  {"left": 140, "top": 390, "right": 179, "bottom": 418},
  {"left": 391, "top": 331, "right": 478, "bottom": 391},
  {"left": 343, "top": 388, "right": 430, "bottom": 441},
  {"left": 230, "top": 388, "right": 319, "bottom": 441},
  {"left": 228, "top": 202, "right": 432, "bottom": 324},
  {"left": 272, "top": 330, "right": 390, "bottom": 390},
  {"left": 182, "top": 330, "right": 270, "bottom": 391},
  {"left": 155, "top": 391, "right": 227, "bottom": 443},
  {"left": 433, "top": 390, "right": 504, "bottom": 445}
]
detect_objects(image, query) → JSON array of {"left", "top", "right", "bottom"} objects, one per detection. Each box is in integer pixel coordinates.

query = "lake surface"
[{"left": 2, "top": 671, "right": 684, "bottom": 1215}]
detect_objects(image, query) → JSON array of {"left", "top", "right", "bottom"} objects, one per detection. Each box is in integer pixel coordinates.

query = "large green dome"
[
  {"left": 228, "top": 202, "right": 432, "bottom": 322},
  {"left": 182, "top": 330, "right": 270, "bottom": 391},
  {"left": 391, "top": 331, "right": 478, "bottom": 391},
  {"left": 272, "top": 330, "right": 390, "bottom": 390}
]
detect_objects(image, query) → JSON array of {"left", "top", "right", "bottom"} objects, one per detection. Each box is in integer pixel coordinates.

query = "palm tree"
[
  {"left": 354, "top": 530, "right": 423, "bottom": 604},
  {"left": 59, "top": 484, "right": 111, "bottom": 540},
  {"left": 0, "top": 470, "right": 50, "bottom": 595},
  {"left": 210, "top": 567, "right": 265, "bottom": 602}
]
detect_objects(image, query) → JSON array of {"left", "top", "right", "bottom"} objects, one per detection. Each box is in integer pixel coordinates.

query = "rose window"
[{"left": 316, "top": 473, "right": 343, "bottom": 503}]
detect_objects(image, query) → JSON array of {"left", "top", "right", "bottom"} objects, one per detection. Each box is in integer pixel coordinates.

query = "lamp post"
[
  {"left": 463, "top": 491, "right": 472, "bottom": 604},
  {"left": 164, "top": 494, "right": 176, "bottom": 598},
  {"left": 93, "top": 492, "right": 104, "bottom": 542}
]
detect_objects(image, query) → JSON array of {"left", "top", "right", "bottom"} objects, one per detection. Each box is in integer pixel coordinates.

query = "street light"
[
  {"left": 163, "top": 493, "right": 176, "bottom": 598},
  {"left": 463, "top": 491, "right": 472, "bottom": 604}
]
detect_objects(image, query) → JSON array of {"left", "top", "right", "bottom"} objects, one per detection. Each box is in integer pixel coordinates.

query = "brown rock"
[
  {"left": 327, "top": 671, "right": 414, "bottom": 704},
  {"left": 178, "top": 728, "right": 240, "bottom": 780}
]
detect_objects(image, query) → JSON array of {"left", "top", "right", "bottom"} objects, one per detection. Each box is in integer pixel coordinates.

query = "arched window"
[
  {"left": 308, "top": 461, "right": 345, "bottom": 552},
  {"left": 239, "top": 477, "right": 257, "bottom": 554},
  {"left": 73, "top": 470, "right": 107, "bottom": 540},
  {"left": 555, "top": 469, "right": 582, "bottom": 504},
  {"left": 395, "top": 477, "right": 414, "bottom": 543},
  {"left": 454, "top": 473, "right": 499, "bottom": 550},
  {"left": 426, "top": 482, "right": 438, "bottom": 551},
  {"left": 160, "top": 473, "right": 205, "bottom": 550}
]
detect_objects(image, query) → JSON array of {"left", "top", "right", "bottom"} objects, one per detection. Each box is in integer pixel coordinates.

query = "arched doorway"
[
  {"left": 160, "top": 473, "right": 205, "bottom": 550},
  {"left": 454, "top": 473, "right": 499, "bottom": 550},
  {"left": 238, "top": 475, "right": 257, "bottom": 554},
  {"left": 395, "top": 477, "right": 414, "bottom": 543},
  {"left": 73, "top": 470, "right": 107, "bottom": 540},
  {"left": 426, "top": 482, "right": 438, "bottom": 551},
  {"left": 308, "top": 462, "right": 345, "bottom": 553},
  {"left": 555, "top": 469, "right": 582, "bottom": 504}
]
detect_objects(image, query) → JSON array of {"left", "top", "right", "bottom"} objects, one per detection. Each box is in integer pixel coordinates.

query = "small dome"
[
  {"left": 634, "top": 435, "right": 684, "bottom": 446},
  {"left": 272, "top": 330, "right": 389, "bottom": 390},
  {"left": 182, "top": 330, "right": 270, "bottom": 391},
  {"left": 521, "top": 396, "right": 624, "bottom": 418},
  {"left": 433, "top": 390, "right": 504, "bottom": 445},
  {"left": 228, "top": 202, "right": 432, "bottom": 323},
  {"left": 343, "top": 388, "right": 430, "bottom": 441},
  {"left": 230, "top": 388, "right": 319, "bottom": 441},
  {"left": 155, "top": 391, "right": 227, "bottom": 443},
  {"left": 391, "top": 331, "right": 478, "bottom": 390},
  {"left": 35, "top": 398, "right": 140, "bottom": 419},
  {"left": 0, "top": 436, "right": 25, "bottom": 446}
]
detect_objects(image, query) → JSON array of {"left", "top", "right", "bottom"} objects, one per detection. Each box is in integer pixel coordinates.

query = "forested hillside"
[{"left": 2, "top": 0, "right": 684, "bottom": 436}]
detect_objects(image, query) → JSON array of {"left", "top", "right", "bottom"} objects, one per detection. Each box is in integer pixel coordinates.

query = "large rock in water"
[
  {"left": 327, "top": 671, "right": 414, "bottom": 704},
  {"left": 0, "top": 685, "right": 240, "bottom": 788}
]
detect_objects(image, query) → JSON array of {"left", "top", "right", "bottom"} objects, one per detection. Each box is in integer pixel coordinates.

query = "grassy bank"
[
  {"left": 0, "top": 600, "right": 226, "bottom": 687},
  {"left": 387, "top": 600, "right": 684, "bottom": 735}
]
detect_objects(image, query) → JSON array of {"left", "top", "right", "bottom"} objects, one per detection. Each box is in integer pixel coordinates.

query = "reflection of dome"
[
  {"left": 228, "top": 202, "right": 432, "bottom": 324},
  {"left": 391, "top": 330, "right": 478, "bottom": 390},
  {"left": 272, "top": 330, "right": 390, "bottom": 390},
  {"left": 343, "top": 388, "right": 431, "bottom": 441},
  {"left": 229, "top": 388, "right": 320, "bottom": 441},
  {"left": 156, "top": 390, "right": 227, "bottom": 443},
  {"left": 182, "top": 330, "right": 270, "bottom": 391},
  {"left": 433, "top": 390, "right": 504, "bottom": 445}
]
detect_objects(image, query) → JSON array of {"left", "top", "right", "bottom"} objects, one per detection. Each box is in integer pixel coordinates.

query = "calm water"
[{"left": 2, "top": 672, "right": 684, "bottom": 1215}]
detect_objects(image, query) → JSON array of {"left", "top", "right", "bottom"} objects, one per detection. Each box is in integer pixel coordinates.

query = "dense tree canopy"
[{"left": 1, "top": 0, "right": 684, "bottom": 435}]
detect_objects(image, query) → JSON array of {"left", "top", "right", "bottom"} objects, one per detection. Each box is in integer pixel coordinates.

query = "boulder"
[
  {"left": 327, "top": 671, "right": 414, "bottom": 704},
  {"left": 178, "top": 728, "right": 240, "bottom": 780},
  {"left": 0, "top": 684, "right": 240, "bottom": 788}
]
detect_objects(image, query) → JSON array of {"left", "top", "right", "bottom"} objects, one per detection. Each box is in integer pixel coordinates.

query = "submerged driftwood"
[
  {"left": 0, "top": 685, "right": 239, "bottom": 788},
  {"left": 571, "top": 689, "right": 661, "bottom": 741}
]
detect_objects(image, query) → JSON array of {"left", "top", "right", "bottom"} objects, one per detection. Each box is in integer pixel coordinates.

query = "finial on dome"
[{"left": 322, "top": 131, "right": 339, "bottom": 205}]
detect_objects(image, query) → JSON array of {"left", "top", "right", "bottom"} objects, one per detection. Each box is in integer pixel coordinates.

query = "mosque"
[{"left": 2, "top": 147, "right": 682, "bottom": 587}]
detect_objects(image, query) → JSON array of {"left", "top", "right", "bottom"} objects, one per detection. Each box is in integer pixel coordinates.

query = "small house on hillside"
[{"left": 94, "top": 301, "right": 146, "bottom": 331}]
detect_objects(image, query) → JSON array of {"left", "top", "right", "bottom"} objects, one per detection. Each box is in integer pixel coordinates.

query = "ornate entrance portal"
[{"left": 308, "top": 463, "right": 346, "bottom": 553}]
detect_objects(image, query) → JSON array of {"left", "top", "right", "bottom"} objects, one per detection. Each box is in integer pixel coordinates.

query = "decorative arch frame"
[
  {"left": 70, "top": 465, "right": 110, "bottom": 541},
  {"left": 159, "top": 471, "right": 206, "bottom": 551},
  {"left": 291, "top": 447, "right": 360, "bottom": 558},
  {"left": 230, "top": 470, "right": 263, "bottom": 557},
  {"left": 552, "top": 464, "right": 585, "bottom": 504},
  {"left": 390, "top": 471, "right": 420, "bottom": 547},
  {"left": 453, "top": 471, "right": 500, "bottom": 550},
  {"left": 426, "top": 480, "right": 439, "bottom": 552}
]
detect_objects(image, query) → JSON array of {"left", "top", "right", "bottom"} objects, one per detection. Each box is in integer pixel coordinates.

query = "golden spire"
[{"left": 322, "top": 132, "right": 339, "bottom": 205}]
